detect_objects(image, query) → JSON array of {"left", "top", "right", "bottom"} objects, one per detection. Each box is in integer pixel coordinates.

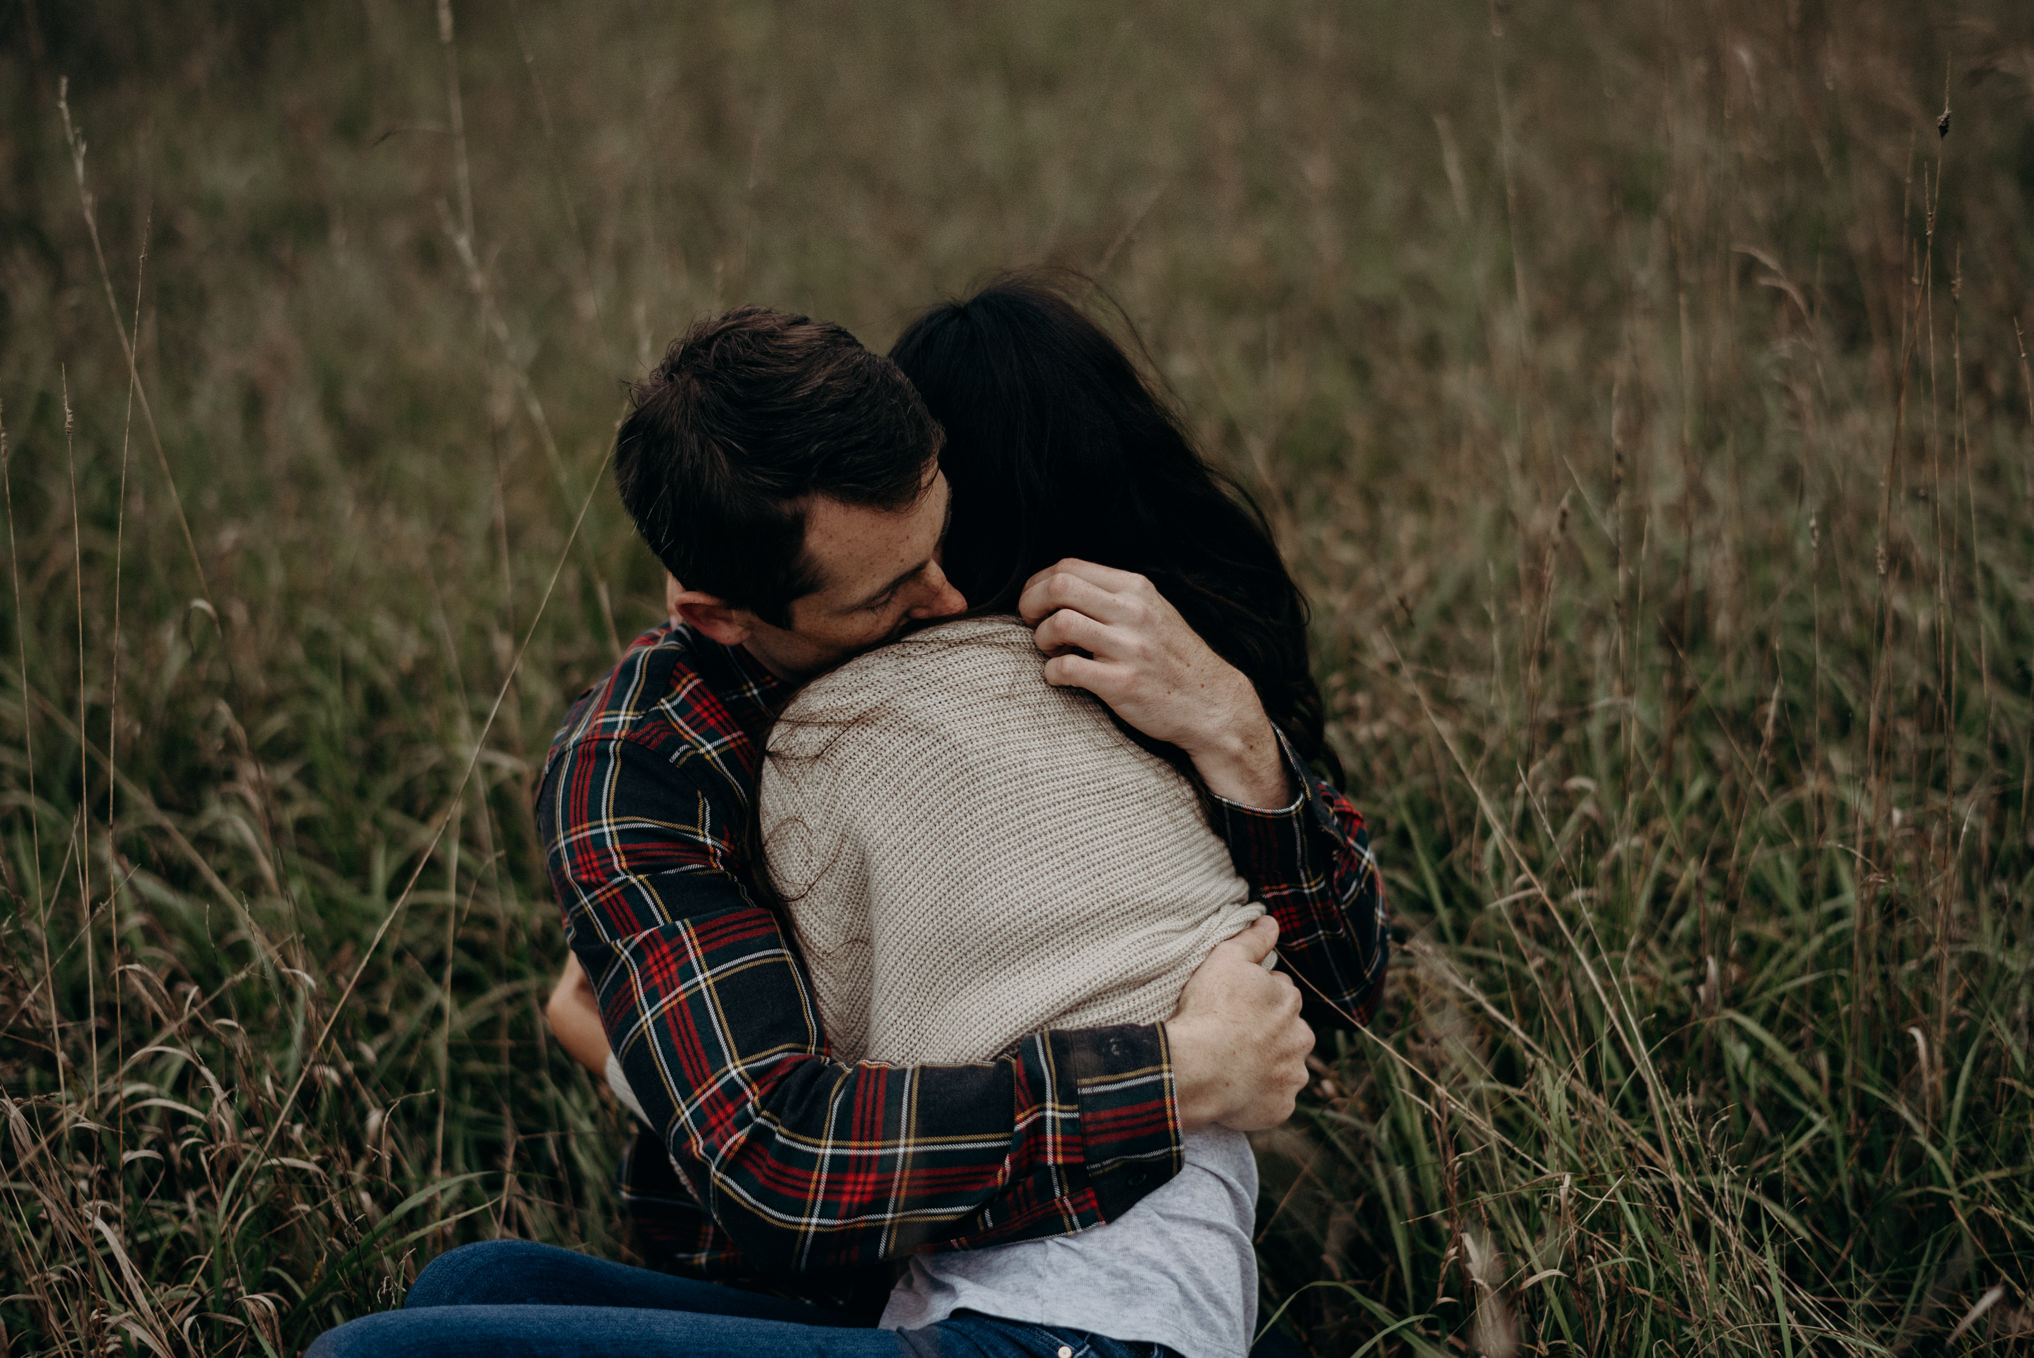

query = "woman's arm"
[{"left": 546, "top": 952, "right": 611, "bottom": 1076}]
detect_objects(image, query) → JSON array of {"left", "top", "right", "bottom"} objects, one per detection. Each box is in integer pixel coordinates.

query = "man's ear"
[{"left": 670, "top": 588, "right": 755, "bottom": 648}]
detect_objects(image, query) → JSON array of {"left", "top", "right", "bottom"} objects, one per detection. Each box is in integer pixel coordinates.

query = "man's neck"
[
  {"left": 732, "top": 637, "right": 808, "bottom": 689},
  {"left": 720, "top": 633, "right": 806, "bottom": 704}
]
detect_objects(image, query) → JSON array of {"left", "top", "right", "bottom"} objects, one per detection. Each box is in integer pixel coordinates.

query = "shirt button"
[{"left": 1057, "top": 1348, "right": 1074, "bottom": 1358}]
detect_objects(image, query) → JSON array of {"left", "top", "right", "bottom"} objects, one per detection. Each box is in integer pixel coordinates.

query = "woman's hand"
[
  {"left": 545, "top": 953, "right": 614, "bottom": 1077},
  {"left": 1020, "top": 559, "right": 1294, "bottom": 809}
]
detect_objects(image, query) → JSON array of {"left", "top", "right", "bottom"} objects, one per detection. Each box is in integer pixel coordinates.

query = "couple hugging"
[{"left": 309, "top": 275, "right": 1388, "bottom": 1358}]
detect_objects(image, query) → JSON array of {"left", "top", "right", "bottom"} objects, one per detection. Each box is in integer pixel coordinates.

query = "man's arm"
[
  {"left": 1023, "top": 559, "right": 1390, "bottom": 1030},
  {"left": 1206, "top": 734, "right": 1390, "bottom": 1030},
  {"left": 541, "top": 729, "right": 1299, "bottom": 1272}
]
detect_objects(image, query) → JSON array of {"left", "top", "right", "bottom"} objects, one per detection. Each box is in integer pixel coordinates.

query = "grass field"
[{"left": 3, "top": 2, "right": 2033, "bottom": 1353}]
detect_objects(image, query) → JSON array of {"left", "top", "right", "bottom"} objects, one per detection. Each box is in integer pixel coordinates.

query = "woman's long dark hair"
[{"left": 889, "top": 271, "right": 1336, "bottom": 780}]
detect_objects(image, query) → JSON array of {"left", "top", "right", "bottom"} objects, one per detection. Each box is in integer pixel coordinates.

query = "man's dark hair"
[{"left": 614, "top": 305, "right": 943, "bottom": 627}]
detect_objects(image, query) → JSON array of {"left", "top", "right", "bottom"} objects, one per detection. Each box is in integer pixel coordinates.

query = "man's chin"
[
  {"left": 775, "top": 633, "right": 894, "bottom": 684},
  {"left": 893, "top": 613, "right": 972, "bottom": 644},
  {"left": 811, "top": 622, "right": 915, "bottom": 675},
  {"left": 773, "top": 613, "right": 967, "bottom": 683}
]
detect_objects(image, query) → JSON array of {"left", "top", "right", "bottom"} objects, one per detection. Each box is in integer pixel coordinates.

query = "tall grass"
[{"left": 3, "top": 2, "right": 2031, "bottom": 1353}]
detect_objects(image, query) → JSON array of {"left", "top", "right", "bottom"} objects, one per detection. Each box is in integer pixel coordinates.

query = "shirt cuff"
[
  {"left": 1053, "top": 1023, "right": 1183, "bottom": 1222},
  {"left": 1208, "top": 726, "right": 1336, "bottom": 885}
]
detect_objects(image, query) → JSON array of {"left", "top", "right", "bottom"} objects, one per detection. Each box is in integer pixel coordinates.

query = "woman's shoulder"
[
  {"left": 766, "top": 616, "right": 1108, "bottom": 774},
  {"left": 776, "top": 616, "right": 1040, "bottom": 720},
  {"left": 764, "top": 616, "right": 1062, "bottom": 806}
]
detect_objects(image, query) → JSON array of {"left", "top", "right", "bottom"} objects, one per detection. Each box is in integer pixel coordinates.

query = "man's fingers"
[
  {"left": 1032, "top": 607, "right": 1114, "bottom": 659},
  {"left": 1017, "top": 560, "right": 1148, "bottom": 625},
  {"left": 1039, "top": 652, "right": 1113, "bottom": 694},
  {"left": 1168, "top": 918, "right": 1309, "bottom": 1130},
  {"left": 1246, "top": 1014, "right": 1313, "bottom": 1129},
  {"left": 1282, "top": 1008, "right": 1315, "bottom": 1057},
  {"left": 1020, "top": 557, "right": 1144, "bottom": 599},
  {"left": 1224, "top": 915, "right": 1281, "bottom": 965}
]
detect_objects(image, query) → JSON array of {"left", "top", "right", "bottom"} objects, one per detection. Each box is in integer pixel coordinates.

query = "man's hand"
[
  {"left": 1165, "top": 917, "right": 1312, "bottom": 1131},
  {"left": 1019, "top": 559, "right": 1293, "bottom": 809}
]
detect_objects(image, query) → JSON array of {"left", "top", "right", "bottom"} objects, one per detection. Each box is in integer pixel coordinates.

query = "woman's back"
[
  {"left": 761, "top": 616, "right": 1262, "bottom": 1065},
  {"left": 760, "top": 617, "right": 1264, "bottom": 1358}
]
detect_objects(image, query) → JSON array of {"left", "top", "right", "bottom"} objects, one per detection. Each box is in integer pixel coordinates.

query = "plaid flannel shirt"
[{"left": 538, "top": 621, "right": 1387, "bottom": 1305}]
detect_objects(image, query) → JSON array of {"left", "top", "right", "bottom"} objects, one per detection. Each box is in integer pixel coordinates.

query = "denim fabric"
[{"left": 304, "top": 1241, "right": 1175, "bottom": 1358}]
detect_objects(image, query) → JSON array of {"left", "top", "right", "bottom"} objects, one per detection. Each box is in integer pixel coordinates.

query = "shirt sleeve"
[
  {"left": 1207, "top": 728, "right": 1390, "bottom": 1030},
  {"left": 539, "top": 731, "right": 1183, "bottom": 1273}
]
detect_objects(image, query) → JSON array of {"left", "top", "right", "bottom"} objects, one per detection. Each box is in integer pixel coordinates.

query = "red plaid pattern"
[{"left": 537, "top": 622, "right": 1386, "bottom": 1303}]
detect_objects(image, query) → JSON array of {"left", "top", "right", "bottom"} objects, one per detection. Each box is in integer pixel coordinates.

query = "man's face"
[{"left": 737, "top": 462, "right": 966, "bottom": 681}]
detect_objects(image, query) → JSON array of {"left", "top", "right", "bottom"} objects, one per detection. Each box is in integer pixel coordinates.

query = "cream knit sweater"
[{"left": 759, "top": 615, "right": 1264, "bottom": 1067}]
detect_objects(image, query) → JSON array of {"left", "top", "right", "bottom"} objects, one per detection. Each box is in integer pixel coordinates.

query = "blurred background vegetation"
[{"left": 3, "top": 1, "right": 2032, "bottom": 1353}]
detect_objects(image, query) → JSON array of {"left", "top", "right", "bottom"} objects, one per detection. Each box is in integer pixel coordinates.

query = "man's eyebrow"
[
  {"left": 846, "top": 559, "right": 931, "bottom": 612},
  {"left": 839, "top": 473, "right": 947, "bottom": 612}
]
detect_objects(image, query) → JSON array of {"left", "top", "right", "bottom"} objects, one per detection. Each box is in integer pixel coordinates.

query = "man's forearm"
[
  {"left": 547, "top": 723, "right": 1189, "bottom": 1272},
  {"left": 595, "top": 921, "right": 1182, "bottom": 1269},
  {"left": 1209, "top": 731, "right": 1389, "bottom": 1029},
  {"left": 1187, "top": 703, "right": 1296, "bottom": 810}
]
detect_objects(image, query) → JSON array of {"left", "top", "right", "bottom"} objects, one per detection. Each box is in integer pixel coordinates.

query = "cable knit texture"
[{"left": 761, "top": 615, "right": 1265, "bottom": 1067}]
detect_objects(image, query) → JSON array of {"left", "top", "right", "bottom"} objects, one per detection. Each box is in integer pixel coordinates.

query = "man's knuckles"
[{"left": 1047, "top": 571, "right": 1087, "bottom": 603}]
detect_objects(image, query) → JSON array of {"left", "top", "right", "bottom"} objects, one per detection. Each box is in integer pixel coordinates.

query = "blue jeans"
[{"left": 303, "top": 1240, "right": 1176, "bottom": 1357}]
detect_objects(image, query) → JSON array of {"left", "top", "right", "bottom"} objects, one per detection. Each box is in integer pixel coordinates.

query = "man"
[{"left": 538, "top": 304, "right": 1381, "bottom": 1312}]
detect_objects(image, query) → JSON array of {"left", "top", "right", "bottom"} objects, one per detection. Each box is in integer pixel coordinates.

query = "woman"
[{"left": 310, "top": 275, "right": 1383, "bottom": 1358}]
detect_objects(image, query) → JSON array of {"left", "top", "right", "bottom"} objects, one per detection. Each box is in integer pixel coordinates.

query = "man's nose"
[{"left": 907, "top": 561, "right": 967, "bottom": 620}]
